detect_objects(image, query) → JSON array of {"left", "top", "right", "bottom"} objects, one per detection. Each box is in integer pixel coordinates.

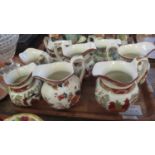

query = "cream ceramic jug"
[
  {"left": 118, "top": 42, "right": 155, "bottom": 84},
  {"left": 43, "top": 36, "right": 72, "bottom": 61},
  {"left": 3, "top": 63, "right": 42, "bottom": 106},
  {"left": 58, "top": 42, "right": 96, "bottom": 77},
  {"left": 88, "top": 38, "right": 121, "bottom": 62},
  {"left": 19, "top": 48, "right": 53, "bottom": 64},
  {"left": 92, "top": 60, "right": 140, "bottom": 112},
  {"left": 32, "top": 55, "right": 85, "bottom": 110}
]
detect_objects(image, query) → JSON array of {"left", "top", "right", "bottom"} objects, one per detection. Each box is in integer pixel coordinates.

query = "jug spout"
[
  {"left": 92, "top": 60, "right": 138, "bottom": 85},
  {"left": 3, "top": 63, "right": 37, "bottom": 86},
  {"left": 32, "top": 62, "right": 74, "bottom": 83},
  {"left": 137, "top": 42, "right": 155, "bottom": 56}
]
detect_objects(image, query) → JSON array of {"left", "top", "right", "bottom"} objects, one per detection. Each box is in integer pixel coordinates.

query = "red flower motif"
[
  {"left": 122, "top": 98, "right": 130, "bottom": 111},
  {"left": 21, "top": 116, "right": 29, "bottom": 121},
  {"left": 108, "top": 102, "right": 116, "bottom": 112},
  {"left": 58, "top": 93, "right": 67, "bottom": 101}
]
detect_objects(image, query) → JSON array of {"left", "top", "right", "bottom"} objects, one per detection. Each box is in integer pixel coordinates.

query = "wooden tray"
[{"left": 10, "top": 72, "right": 155, "bottom": 120}]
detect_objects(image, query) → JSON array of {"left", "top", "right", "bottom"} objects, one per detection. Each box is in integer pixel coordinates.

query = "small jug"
[
  {"left": 88, "top": 38, "right": 121, "bottom": 62},
  {"left": 92, "top": 60, "right": 140, "bottom": 112},
  {"left": 32, "top": 55, "right": 85, "bottom": 110},
  {"left": 3, "top": 63, "right": 42, "bottom": 106},
  {"left": 57, "top": 42, "right": 96, "bottom": 77},
  {"left": 118, "top": 42, "right": 155, "bottom": 84},
  {"left": 43, "top": 36, "right": 72, "bottom": 61},
  {"left": 19, "top": 48, "right": 53, "bottom": 65}
]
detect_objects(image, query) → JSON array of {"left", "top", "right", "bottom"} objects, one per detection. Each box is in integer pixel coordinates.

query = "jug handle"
[
  {"left": 135, "top": 57, "right": 149, "bottom": 84},
  {"left": 53, "top": 41, "right": 72, "bottom": 61},
  {"left": 106, "top": 44, "right": 119, "bottom": 61},
  {"left": 43, "top": 36, "right": 49, "bottom": 49},
  {"left": 70, "top": 55, "right": 85, "bottom": 84},
  {"left": 87, "top": 35, "right": 95, "bottom": 42},
  {"left": 43, "top": 36, "right": 54, "bottom": 56}
]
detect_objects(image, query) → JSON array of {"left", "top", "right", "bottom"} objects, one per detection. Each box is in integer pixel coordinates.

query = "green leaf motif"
[{"left": 14, "top": 95, "right": 23, "bottom": 103}]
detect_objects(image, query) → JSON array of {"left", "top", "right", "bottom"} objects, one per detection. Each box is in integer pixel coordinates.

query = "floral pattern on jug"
[
  {"left": 3, "top": 63, "right": 42, "bottom": 106},
  {"left": 42, "top": 76, "right": 81, "bottom": 109},
  {"left": 9, "top": 80, "right": 42, "bottom": 106},
  {"left": 95, "top": 78, "right": 139, "bottom": 112}
]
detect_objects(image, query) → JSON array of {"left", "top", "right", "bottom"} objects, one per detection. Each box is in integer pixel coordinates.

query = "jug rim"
[
  {"left": 34, "top": 73, "right": 73, "bottom": 84},
  {"left": 3, "top": 63, "right": 36, "bottom": 87},
  {"left": 62, "top": 42, "right": 96, "bottom": 58},
  {"left": 98, "top": 75, "right": 138, "bottom": 87},
  {"left": 32, "top": 61, "right": 74, "bottom": 84},
  {"left": 5, "top": 73, "right": 32, "bottom": 87},
  {"left": 118, "top": 42, "right": 155, "bottom": 60},
  {"left": 63, "top": 48, "right": 95, "bottom": 59}
]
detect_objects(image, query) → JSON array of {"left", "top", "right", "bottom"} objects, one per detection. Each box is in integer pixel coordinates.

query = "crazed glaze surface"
[
  {"left": 95, "top": 78, "right": 139, "bottom": 112},
  {"left": 42, "top": 75, "right": 81, "bottom": 109}
]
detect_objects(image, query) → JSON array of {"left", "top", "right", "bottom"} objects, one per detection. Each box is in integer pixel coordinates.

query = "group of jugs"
[{"left": 3, "top": 37, "right": 155, "bottom": 112}]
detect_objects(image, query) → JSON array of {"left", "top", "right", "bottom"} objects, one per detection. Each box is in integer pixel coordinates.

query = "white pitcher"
[
  {"left": 59, "top": 42, "right": 96, "bottom": 77},
  {"left": 43, "top": 36, "right": 72, "bottom": 61},
  {"left": 118, "top": 42, "right": 155, "bottom": 84},
  {"left": 33, "top": 55, "right": 85, "bottom": 110},
  {"left": 92, "top": 60, "right": 140, "bottom": 112},
  {"left": 88, "top": 37, "right": 121, "bottom": 62}
]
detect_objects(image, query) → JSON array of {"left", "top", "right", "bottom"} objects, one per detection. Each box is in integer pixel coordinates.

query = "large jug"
[
  {"left": 32, "top": 56, "right": 85, "bottom": 110},
  {"left": 92, "top": 60, "right": 140, "bottom": 112}
]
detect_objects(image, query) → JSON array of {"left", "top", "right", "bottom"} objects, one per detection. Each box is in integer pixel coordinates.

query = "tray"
[
  {"left": 10, "top": 70, "right": 155, "bottom": 120},
  {"left": 0, "top": 49, "right": 155, "bottom": 120}
]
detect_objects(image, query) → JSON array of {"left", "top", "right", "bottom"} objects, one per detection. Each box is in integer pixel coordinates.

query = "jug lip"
[
  {"left": 98, "top": 75, "right": 138, "bottom": 87},
  {"left": 3, "top": 63, "right": 36, "bottom": 87},
  {"left": 5, "top": 73, "right": 32, "bottom": 87},
  {"left": 63, "top": 48, "right": 95, "bottom": 59},
  {"left": 34, "top": 73, "right": 73, "bottom": 84},
  {"left": 119, "top": 54, "right": 147, "bottom": 61}
]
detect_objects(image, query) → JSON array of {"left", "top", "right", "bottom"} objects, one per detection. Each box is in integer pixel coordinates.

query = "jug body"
[{"left": 3, "top": 63, "right": 42, "bottom": 106}]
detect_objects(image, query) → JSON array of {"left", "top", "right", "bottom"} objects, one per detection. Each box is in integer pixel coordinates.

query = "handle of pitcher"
[
  {"left": 106, "top": 44, "right": 119, "bottom": 61},
  {"left": 136, "top": 57, "right": 149, "bottom": 84},
  {"left": 70, "top": 55, "right": 85, "bottom": 84}
]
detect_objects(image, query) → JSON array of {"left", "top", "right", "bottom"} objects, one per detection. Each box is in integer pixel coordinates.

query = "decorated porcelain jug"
[
  {"left": 92, "top": 60, "right": 141, "bottom": 112},
  {"left": 19, "top": 48, "right": 53, "bottom": 64},
  {"left": 118, "top": 42, "right": 155, "bottom": 84},
  {"left": 88, "top": 37, "right": 121, "bottom": 62},
  {"left": 32, "top": 55, "right": 85, "bottom": 110},
  {"left": 43, "top": 36, "right": 72, "bottom": 61},
  {"left": 3, "top": 63, "right": 42, "bottom": 106},
  {"left": 57, "top": 42, "right": 96, "bottom": 77}
]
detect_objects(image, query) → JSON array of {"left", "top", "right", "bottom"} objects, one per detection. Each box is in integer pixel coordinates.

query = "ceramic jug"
[
  {"left": 92, "top": 60, "right": 140, "bottom": 112},
  {"left": 88, "top": 38, "right": 121, "bottom": 62},
  {"left": 32, "top": 55, "right": 85, "bottom": 110},
  {"left": 57, "top": 42, "right": 96, "bottom": 77},
  {"left": 44, "top": 36, "right": 72, "bottom": 61},
  {"left": 19, "top": 48, "right": 53, "bottom": 64},
  {"left": 118, "top": 42, "right": 155, "bottom": 84},
  {"left": 3, "top": 63, "right": 42, "bottom": 106}
]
